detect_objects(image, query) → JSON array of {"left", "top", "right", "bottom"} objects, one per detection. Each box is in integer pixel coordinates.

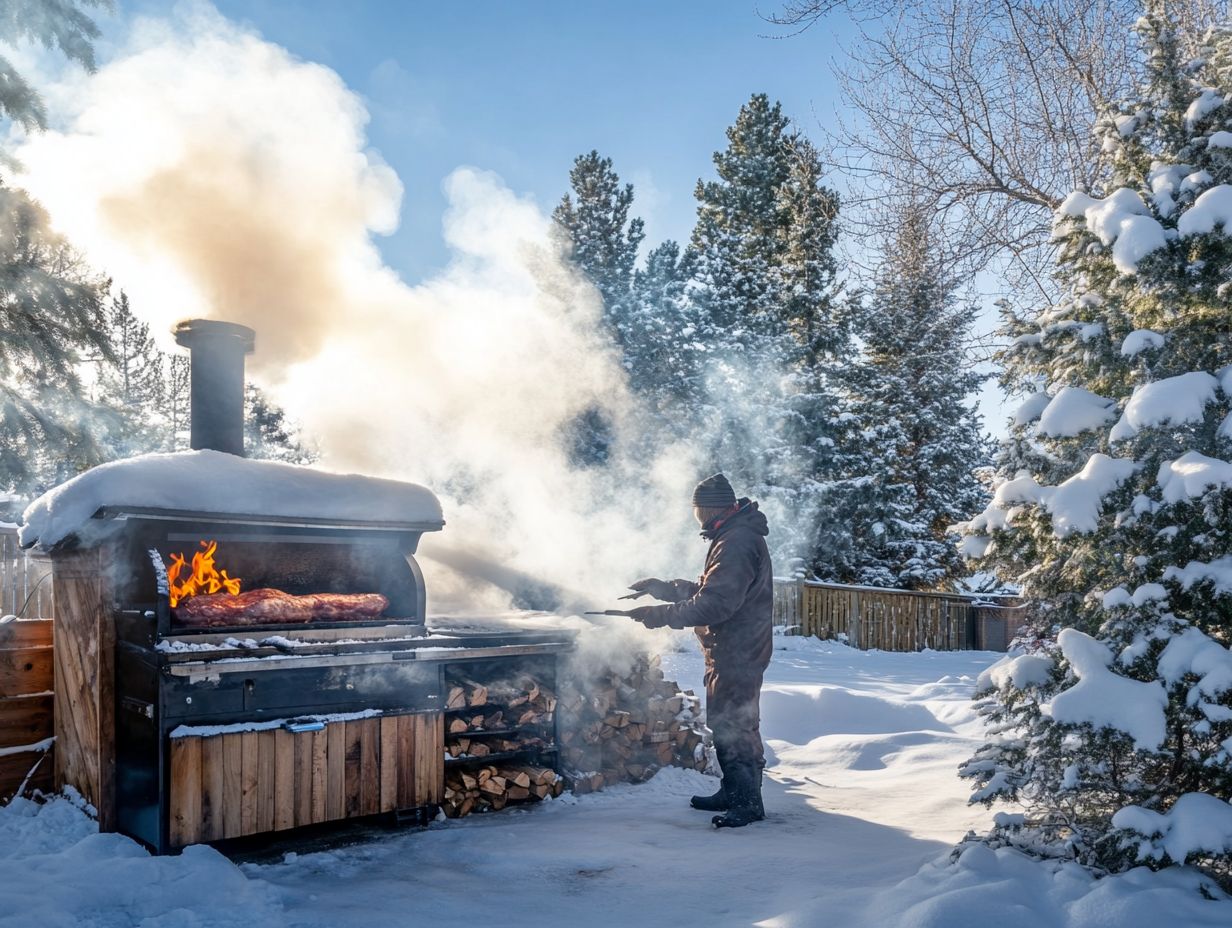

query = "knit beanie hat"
[{"left": 692, "top": 473, "right": 737, "bottom": 508}]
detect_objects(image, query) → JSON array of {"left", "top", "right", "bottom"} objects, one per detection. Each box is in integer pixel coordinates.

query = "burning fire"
[{"left": 167, "top": 540, "right": 241, "bottom": 608}]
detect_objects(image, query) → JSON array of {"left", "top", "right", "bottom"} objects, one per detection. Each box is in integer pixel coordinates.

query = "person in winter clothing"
[{"left": 624, "top": 473, "right": 773, "bottom": 828}]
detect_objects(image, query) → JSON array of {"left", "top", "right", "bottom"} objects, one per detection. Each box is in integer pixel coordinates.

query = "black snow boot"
[
  {"left": 690, "top": 781, "right": 729, "bottom": 811},
  {"left": 711, "top": 763, "right": 764, "bottom": 829}
]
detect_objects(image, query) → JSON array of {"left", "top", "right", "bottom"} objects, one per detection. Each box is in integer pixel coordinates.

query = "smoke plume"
[{"left": 13, "top": 2, "right": 706, "bottom": 611}]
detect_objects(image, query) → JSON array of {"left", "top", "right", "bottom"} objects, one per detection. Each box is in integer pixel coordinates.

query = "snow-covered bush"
[{"left": 957, "top": 13, "right": 1232, "bottom": 890}]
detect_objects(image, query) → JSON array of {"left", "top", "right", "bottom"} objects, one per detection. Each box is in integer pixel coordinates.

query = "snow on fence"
[
  {"left": 0, "top": 527, "right": 53, "bottom": 620},
  {"left": 772, "top": 579, "right": 1028, "bottom": 652}
]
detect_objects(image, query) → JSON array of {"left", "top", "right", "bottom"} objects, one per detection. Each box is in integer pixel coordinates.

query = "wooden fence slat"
[
  {"left": 0, "top": 619, "right": 53, "bottom": 650},
  {"left": 0, "top": 530, "right": 54, "bottom": 620},
  {"left": 0, "top": 646, "right": 53, "bottom": 696},
  {"left": 0, "top": 693, "right": 53, "bottom": 750},
  {"left": 0, "top": 745, "right": 54, "bottom": 802}
]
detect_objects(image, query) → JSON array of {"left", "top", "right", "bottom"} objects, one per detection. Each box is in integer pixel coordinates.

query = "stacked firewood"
[
  {"left": 444, "top": 674, "right": 556, "bottom": 756},
  {"left": 438, "top": 652, "right": 710, "bottom": 817},
  {"left": 442, "top": 764, "right": 565, "bottom": 817},
  {"left": 558, "top": 652, "right": 709, "bottom": 793}
]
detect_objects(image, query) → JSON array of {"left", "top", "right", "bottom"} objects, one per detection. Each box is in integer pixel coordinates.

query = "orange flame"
[{"left": 167, "top": 540, "right": 241, "bottom": 608}]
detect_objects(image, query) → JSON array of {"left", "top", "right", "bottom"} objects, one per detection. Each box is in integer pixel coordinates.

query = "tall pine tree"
[
  {"left": 553, "top": 151, "right": 646, "bottom": 466},
  {"left": 958, "top": 11, "right": 1232, "bottom": 886},
  {"left": 0, "top": 185, "right": 118, "bottom": 498},
  {"left": 688, "top": 94, "right": 845, "bottom": 571},
  {"left": 553, "top": 150, "right": 645, "bottom": 346},
  {"left": 622, "top": 240, "right": 704, "bottom": 414},
  {"left": 244, "top": 384, "right": 316, "bottom": 464},
  {"left": 828, "top": 205, "right": 989, "bottom": 589},
  {"left": 94, "top": 290, "right": 167, "bottom": 456}
]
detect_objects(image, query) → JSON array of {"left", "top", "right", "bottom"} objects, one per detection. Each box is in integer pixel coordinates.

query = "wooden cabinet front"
[{"left": 168, "top": 711, "right": 443, "bottom": 847}]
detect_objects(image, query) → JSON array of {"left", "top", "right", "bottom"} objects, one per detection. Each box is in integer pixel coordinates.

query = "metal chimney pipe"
[{"left": 172, "top": 319, "right": 256, "bottom": 457}]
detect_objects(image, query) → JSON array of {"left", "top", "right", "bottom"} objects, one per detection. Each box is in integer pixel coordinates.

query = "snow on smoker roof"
[{"left": 19, "top": 450, "right": 444, "bottom": 549}]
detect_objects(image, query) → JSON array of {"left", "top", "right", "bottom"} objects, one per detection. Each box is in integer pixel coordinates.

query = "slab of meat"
[{"left": 175, "top": 589, "right": 389, "bottom": 627}]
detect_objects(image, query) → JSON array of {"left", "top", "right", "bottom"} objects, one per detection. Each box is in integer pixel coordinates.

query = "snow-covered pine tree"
[
  {"left": 0, "top": 185, "right": 119, "bottom": 498},
  {"left": 552, "top": 151, "right": 646, "bottom": 465},
  {"left": 625, "top": 240, "right": 705, "bottom": 419},
  {"left": 244, "top": 384, "right": 316, "bottom": 464},
  {"left": 828, "top": 205, "right": 989, "bottom": 589},
  {"left": 771, "top": 135, "right": 849, "bottom": 575},
  {"left": 957, "top": 11, "right": 1232, "bottom": 887},
  {"left": 95, "top": 290, "right": 167, "bottom": 456},
  {"left": 553, "top": 150, "right": 645, "bottom": 344},
  {"left": 688, "top": 94, "right": 845, "bottom": 571},
  {"left": 165, "top": 354, "right": 190, "bottom": 451}
]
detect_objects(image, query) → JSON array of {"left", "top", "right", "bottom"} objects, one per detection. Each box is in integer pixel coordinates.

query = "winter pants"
[{"left": 704, "top": 662, "right": 766, "bottom": 773}]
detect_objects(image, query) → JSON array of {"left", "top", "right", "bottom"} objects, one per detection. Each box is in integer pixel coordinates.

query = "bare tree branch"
[{"left": 774, "top": 1, "right": 1225, "bottom": 305}]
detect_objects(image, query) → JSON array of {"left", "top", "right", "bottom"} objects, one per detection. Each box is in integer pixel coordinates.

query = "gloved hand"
[
  {"left": 620, "top": 577, "right": 676, "bottom": 602},
  {"left": 628, "top": 606, "right": 670, "bottom": 629}
]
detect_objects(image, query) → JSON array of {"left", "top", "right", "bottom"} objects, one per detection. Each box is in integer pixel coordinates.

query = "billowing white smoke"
[{"left": 14, "top": 3, "right": 705, "bottom": 613}]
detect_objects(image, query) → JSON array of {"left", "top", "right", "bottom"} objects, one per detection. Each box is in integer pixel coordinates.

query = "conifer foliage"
[
  {"left": 828, "top": 206, "right": 989, "bottom": 589},
  {"left": 0, "top": 185, "right": 117, "bottom": 496},
  {"left": 95, "top": 290, "right": 165, "bottom": 457},
  {"left": 687, "top": 96, "right": 846, "bottom": 569},
  {"left": 552, "top": 151, "right": 646, "bottom": 465},
  {"left": 958, "top": 12, "right": 1232, "bottom": 886},
  {"left": 553, "top": 150, "right": 645, "bottom": 347}
]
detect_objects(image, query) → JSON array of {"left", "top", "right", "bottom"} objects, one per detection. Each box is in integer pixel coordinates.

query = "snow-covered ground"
[{"left": 2, "top": 635, "right": 1230, "bottom": 927}]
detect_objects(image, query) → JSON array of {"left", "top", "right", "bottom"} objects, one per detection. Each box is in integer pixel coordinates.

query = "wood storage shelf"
[{"left": 167, "top": 711, "right": 443, "bottom": 847}]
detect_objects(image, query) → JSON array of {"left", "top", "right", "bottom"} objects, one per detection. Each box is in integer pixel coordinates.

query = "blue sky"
[{"left": 121, "top": 0, "right": 855, "bottom": 283}]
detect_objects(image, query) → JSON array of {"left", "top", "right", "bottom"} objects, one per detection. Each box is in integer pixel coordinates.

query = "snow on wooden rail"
[{"left": 772, "top": 579, "right": 1028, "bottom": 652}]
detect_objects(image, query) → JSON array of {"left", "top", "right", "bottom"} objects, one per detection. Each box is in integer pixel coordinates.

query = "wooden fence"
[
  {"left": 772, "top": 578, "right": 1028, "bottom": 652},
  {"left": 0, "top": 618, "right": 54, "bottom": 802},
  {"left": 1, "top": 528, "right": 53, "bottom": 619},
  {"left": 0, "top": 528, "right": 55, "bottom": 802}
]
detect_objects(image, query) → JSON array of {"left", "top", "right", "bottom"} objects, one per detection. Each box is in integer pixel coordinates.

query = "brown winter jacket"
[{"left": 643, "top": 500, "right": 774, "bottom": 675}]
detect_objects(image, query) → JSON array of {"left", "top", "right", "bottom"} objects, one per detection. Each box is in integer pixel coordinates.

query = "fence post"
[
  {"left": 847, "top": 590, "right": 861, "bottom": 649},
  {"left": 793, "top": 577, "right": 803, "bottom": 636}
]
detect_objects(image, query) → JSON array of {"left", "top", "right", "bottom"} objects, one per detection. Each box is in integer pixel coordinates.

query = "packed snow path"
[{"left": 2, "top": 637, "right": 1229, "bottom": 927}]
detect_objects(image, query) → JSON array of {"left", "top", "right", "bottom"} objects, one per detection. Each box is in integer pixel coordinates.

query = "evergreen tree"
[
  {"left": 0, "top": 185, "right": 118, "bottom": 497},
  {"left": 165, "top": 354, "right": 190, "bottom": 451},
  {"left": 552, "top": 150, "right": 645, "bottom": 344},
  {"left": 829, "top": 206, "right": 990, "bottom": 589},
  {"left": 552, "top": 151, "right": 645, "bottom": 466},
  {"left": 687, "top": 94, "right": 845, "bottom": 570},
  {"left": 625, "top": 240, "right": 704, "bottom": 416},
  {"left": 690, "top": 94, "right": 792, "bottom": 340},
  {"left": 958, "top": 11, "right": 1232, "bottom": 887},
  {"left": 0, "top": 0, "right": 106, "bottom": 163},
  {"left": 244, "top": 384, "right": 316, "bottom": 464},
  {"left": 95, "top": 290, "right": 166, "bottom": 456}
]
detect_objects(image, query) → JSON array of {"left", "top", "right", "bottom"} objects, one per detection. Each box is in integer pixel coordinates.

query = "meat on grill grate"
[{"left": 175, "top": 589, "right": 389, "bottom": 626}]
